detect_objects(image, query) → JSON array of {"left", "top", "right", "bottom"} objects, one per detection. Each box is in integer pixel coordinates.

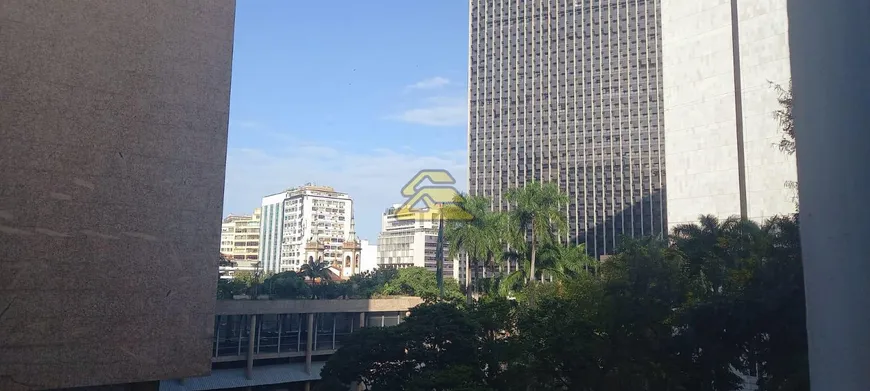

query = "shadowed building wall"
[
  {"left": 0, "top": 1, "right": 236, "bottom": 389},
  {"left": 661, "top": 0, "right": 797, "bottom": 228}
]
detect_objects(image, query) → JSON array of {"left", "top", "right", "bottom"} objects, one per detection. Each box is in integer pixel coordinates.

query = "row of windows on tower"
[
  {"left": 470, "top": 147, "right": 663, "bottom": 159},
  {"left": 473, "top": 191, "right": 665, "bottom": 211},
  {"left": 469, "top": 103, "right": 661, "bottom": 113},
  {"left": 471, "top": 23, "right": 658, "bottom": 35},
  {"left": 473, "top": 141, "right": 664, "bottom": 150},
  {"left": 470, "top": 115, "right": 662, "bottom": 128},
  {"left": 473, "top": 25, "right": 655, "bottom": 40},
  {"left": 470, "top": 47, "right": 658, "bottom": 63},
  {"left": 471, "top": 100, "right": 661, "bottom": 110},
  {"left": 471, "top": 51, "right": 660, "bottom": 65},
  {"left": 473, "top": 185, "right": 664, "bottom": 199},
  {"left": 473, "top": 178, "right": 662, "bottom": 192},
  {"left": 474, "top": 67, "right": 661, "bottom": 79},
  {"left": 469, "top": 155, "right": 664, "bottom": 166},
  {"left": 472, "top": 173, "right": 665, "bottom": 186},
  {"left": 470, "top": 49, "right": 659, "bottom": 62},
  {"left": 469, "top": 108, "right": 661, "bottom": 120},
  {"left": 470, "top": 169, "right": 664, "bottom": 181},
  {"left": 469, "top": 156, "right": 664, "bottom": 165},
  {"left": 470, "top": 131, "right": 663, "bottom": 142},
  {"left": 470, "top": 6, "right": 656, "bottom": 20},
  {"left": 473, "top": 71, "right": 659, "bottom": 85},
  {"left": 471, "top": 88, "right": 661, "bottom": 97}
]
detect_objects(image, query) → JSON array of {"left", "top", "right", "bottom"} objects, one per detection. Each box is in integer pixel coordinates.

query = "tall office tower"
[
  {"left": 259, "top": 185, "right": 353, "bottom": 273},
  {"left": 468, "top": 0, "right": 666, "bottom": 257},
  {"left": 0, "top": 1, "right": 235, "bottom": 390},
  {"left": 661, "top": 0, "right": 796, "bottom": 228},
  {"left": 377, "top": 205, "right": 456, "bottom": 280}
]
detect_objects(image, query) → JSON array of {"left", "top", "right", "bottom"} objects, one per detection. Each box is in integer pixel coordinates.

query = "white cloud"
[
  {"left": 223, "top": 143, "right": 467, "bottom": 241},
  {"left": 389, "top": 96, "right": 467, "bottom": 127},
  {"left": 406, "top": 76, "right": 450, "bottom": 90}
]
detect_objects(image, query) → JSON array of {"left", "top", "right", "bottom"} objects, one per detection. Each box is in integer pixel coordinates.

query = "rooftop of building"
[
  {"left": 222, "top": 214, "right": 254, "bottom": 223},
  {"left": 262, "top": 183, "right": 351, "bottom": 200}
]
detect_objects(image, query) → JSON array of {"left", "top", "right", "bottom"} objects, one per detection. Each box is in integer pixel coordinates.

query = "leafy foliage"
[
  {"left": 319, "top": 303, "right": 491, "bottom": 391},
  {"left": 216, "top": 278, "right": 247, "bottom": 299},
  {"left": 321, "top": 214, "right": 808, "bottom": 391},
  {"left": 261, "top": 271, "right": 311, "bottom": 299},
  {"left": 444, "top": 193, "right": 506, "bottom": 303},
  {"left": 345, "top": 268, "right": 399, "bottom": 298},
  {"left": 218, "top": 264, "right": 463, "bottom": 303},
  {"left": 299, "top": 258, "right": 333, "bottom": 281},
  {"left": 380, "top": 267, "right": 465, "bottom": 304},
  {"left": 771, "top": 80, "right": 799, "bottom": 210},
  {"left": 504, "top": 181, "right": 569, "bottom": 287},
  {"left": 771, "top": 80, "right": 795, "bottom": 156}
]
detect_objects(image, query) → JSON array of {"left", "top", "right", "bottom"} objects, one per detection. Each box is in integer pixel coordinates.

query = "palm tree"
[
  {"left": 498, "top": 247, "right": 532, "bottom": 297},
  {"left": 538, "top": 243, "right": 596, "bottom": 282},
  {"left": 443, "top": 193, "right": 502, "bottom": 303},
  {"left": 671, "top": 214, "right": 765, "bottom": 294},
  {"left": 504, "top": 181, "right": 568, "bottom": 286},
  {"left": 298, "top": 258, "right": 332, "bottom": 282}
]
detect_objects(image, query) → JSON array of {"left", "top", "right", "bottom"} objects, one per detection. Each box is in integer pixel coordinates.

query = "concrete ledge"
[{"left": 214, "top": 297, "right": 424, "bottom": 315}]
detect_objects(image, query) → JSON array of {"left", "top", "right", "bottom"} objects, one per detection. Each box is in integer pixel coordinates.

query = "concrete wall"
[
  {"left": 661, "top": 0, "right": 796, "bottom": 228},
  {"left": 0, "top": 1, "right": 236, "bottom": 389}
]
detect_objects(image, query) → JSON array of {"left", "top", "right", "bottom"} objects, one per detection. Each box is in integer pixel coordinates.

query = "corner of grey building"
[{"left": 0, "top": 1, "right": 236, "bottom": 389}]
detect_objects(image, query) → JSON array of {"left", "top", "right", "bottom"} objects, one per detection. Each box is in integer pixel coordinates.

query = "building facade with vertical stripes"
[{"left": 468, "top": 0, "right": 667, "bottom": 257}]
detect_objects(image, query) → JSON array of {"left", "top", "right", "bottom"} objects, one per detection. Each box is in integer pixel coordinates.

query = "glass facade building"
[{"left": 468, "top": 0, "right": 667, "bottom": 256}]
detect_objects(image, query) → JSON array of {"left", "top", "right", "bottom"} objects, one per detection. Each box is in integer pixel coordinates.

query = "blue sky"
[{"left": 223, "top": 1, "right": 469, "bottom": 240}]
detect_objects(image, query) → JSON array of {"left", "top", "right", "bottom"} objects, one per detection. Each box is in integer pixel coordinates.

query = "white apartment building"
[
  {"left": 219, "top": 209, "right": 261, "bottom": 277},
  {"left": 259, "top": 184, "right": 353, "bottom": 273},
  {"left": 377, "top": 205, "right": 454, "bottom": 280},
  {"left": 662, "top": 0, "right": 797, "bottom": 228}
]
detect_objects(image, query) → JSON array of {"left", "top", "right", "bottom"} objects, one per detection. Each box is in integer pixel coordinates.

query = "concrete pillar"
[
  {"left": 245, "top": 314, "right": 257, "bottom": 380},
  {"left": 305, "top": 313, "right": 314, "bottom": 374},
  {"left": 304, "top": 381, "right": 311, "bottom": 391},
  {"left": 788, "top": 1, "right": 870, "bottom": 390}
]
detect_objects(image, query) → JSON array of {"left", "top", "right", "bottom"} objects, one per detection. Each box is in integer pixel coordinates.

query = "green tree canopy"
[
  {"left": 504, "top": 181, "right": 568, "bottom": 286},
  {"left": 319, "top": 214, "right": 808, "bottom": 391},
  {"left": 319, "top": 303, "right": 492, "bottom": 391},
  {"left": 380, "top": 267, "right": 464, "bottom": 304}
]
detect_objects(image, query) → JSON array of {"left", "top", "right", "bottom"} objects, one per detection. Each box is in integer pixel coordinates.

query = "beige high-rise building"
[
  {"left": 220, "top": 208, "right": 261, "bottom": 274},
  {"left": 377, "top": 205, "right": 455, "bottom": 280}
]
